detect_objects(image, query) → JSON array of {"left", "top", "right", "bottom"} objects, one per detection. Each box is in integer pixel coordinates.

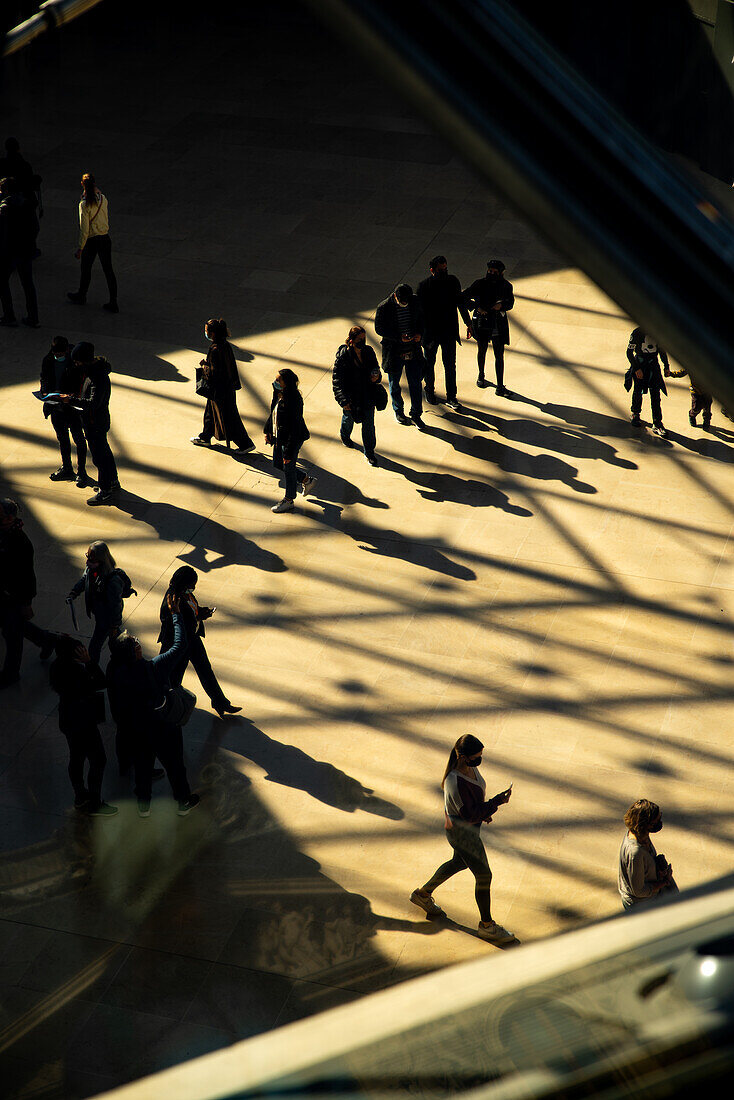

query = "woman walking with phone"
[{"left": 411, "top": 733, "right": 515, "bottom": 943}]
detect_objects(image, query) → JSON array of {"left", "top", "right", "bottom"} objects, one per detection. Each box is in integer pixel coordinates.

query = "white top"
[
  {"left": 443, "top": 767, "right": 485, "bottom": 821},
  {"left": 78, "top": 192, "right": 110, "bottom": 248}
]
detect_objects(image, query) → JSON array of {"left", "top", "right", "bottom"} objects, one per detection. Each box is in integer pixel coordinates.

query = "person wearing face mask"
[
  {"left": 49, "top": 635, "right": 117, "bottom": 815},
  {"left": 191, "top": 317, "right": 255, "bottom": 454},
  {"left": 410, "top": 734, "right": 515, "bottom": 944},
  {"left": 39, "top": 335, "right": 89, "bottom": 486},
  {"left": 67, "top": 541, "right": 135, "bottom": 665},
  {"left": 618, "top": 798, "right": 678, "bottom": 909},
  {"left": 0, "top": 499, "right": 56, "bottom": 689},
  {"left": 264, "top": 368, "right": 316, "bottom": 513},
  {"left": 462, "top": 260, "right": 515, "bottom": 395},
  {"left": 158, "top": 565, "right": 241, "bottom": 719},
  {"left": 417, "top": 256, "right": 471, "bottom": 409},
  {"left": 374, "top": 282, "right": 426, "bottom": 427},
  {"left": 332, "top": 324, "right": 384, "bottom": 466},
  {"left": 59, "top": 341, "right": 121, "bottom": 505}
]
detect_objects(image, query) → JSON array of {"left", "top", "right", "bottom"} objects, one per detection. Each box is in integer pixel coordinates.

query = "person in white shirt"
[{"left": 67, "top": 173, "right": 118, "bottom": 313}]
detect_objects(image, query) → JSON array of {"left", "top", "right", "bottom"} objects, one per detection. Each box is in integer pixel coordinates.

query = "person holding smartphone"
[
  {"left": 462, "top": 259, "right": 514, "bottom": 395},
  {"left": 411, "top": 733, "right": 515, "bottom": 944}
]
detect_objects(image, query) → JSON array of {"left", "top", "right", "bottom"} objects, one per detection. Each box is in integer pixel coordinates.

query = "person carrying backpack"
[{"left": 67, "top": 541, "right": 136, "bottom": 664}]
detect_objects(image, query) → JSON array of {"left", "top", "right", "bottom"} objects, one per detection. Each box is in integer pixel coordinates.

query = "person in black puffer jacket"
[
  {"left": 68, "top": 541, "right": 135, "bottom": 664},
  {"left": 49, "top": 635, "right": 117, "bottom": 815},
  {"left": 332, "top": 325, "right": 383, "bottom": 466},
  {"left": 264, "top": 368, "right": 316, "bottom": 513}
]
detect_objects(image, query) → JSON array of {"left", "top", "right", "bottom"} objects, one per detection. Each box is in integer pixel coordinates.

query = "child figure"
[{"left": 666, "top": 365, "right": 713, "bottom": 429}]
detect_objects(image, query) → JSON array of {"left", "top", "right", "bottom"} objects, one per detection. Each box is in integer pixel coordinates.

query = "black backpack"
[{"left": 112, "top": 568, "right": 137, "bottom": 600}]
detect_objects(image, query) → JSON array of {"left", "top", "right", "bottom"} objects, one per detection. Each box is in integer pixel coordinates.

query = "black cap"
[
  {"left": 71, "top": 341, "right": 94, "bottom": 363},
  {"left": 487, "top": 259, "right": 505, "bottom": 272}
]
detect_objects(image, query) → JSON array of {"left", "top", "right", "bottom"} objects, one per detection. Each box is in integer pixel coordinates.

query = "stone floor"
[{"left": 1, "top": 3, "right": 733, "bottom": 1097}]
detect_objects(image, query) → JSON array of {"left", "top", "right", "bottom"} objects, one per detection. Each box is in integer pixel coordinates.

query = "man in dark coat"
[
  {"left": 332, "top": 324, "right": 383, "bottom": 465},
  {"left": 0, "top": 499, "right": 55, "bottom": 688},
  {"left": 49, "top": 636, "right": 117, "bottom": 814},
  {"left": 417, "top": 255, "right": 471, "bottom": 409},
  {"left": 374, "top": 283, "right": 426, "bottom": 427},
  {"left": 107, "top": 596, "right": 199, "bottom": 817},
  {"left": 0, "top": 175, "right": 39, "bottom": 328},
  {"left": 62, "top": 341, "right": 121, "bottom": 505},
  {"left": 462, "top": 260, "right": 515, "bottom": 395},
  {"left": 624, "top": 328, "right": 670, "bottom": 437},
  {"left": 39, "top": 335, "right": 88, "bottom": 485}
]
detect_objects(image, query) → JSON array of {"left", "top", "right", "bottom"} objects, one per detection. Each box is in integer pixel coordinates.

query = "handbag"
[
  {"left": 154, "top": 684, "right": 197, "bottom": 726},
  {"left": 372, "top": 383, "right": 388, "bottom": 412},
  {"left": 195, "top": 367, "right": 213, "bottom": 399}
]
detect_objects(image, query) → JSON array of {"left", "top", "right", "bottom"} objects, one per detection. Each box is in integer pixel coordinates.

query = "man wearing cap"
[
  {"left": 417, "top": 255, "right": 471, "bottom": 409},
  {"left": 61, "top": 342, "right": 121, "bottom": 505},
  {"left": 462, "top": 260, "right": 515, "bottom": 395},
  {"left": 0, "top": 499, "right": 55, "bottom": 689},
  {"left": 374, "top": 283, "right": 426, "bottom": 427}
]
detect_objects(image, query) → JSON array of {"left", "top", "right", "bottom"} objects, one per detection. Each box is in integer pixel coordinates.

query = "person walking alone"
[
  {"left": 49, "top": 635, "right": 117, "bottom": 815},
  {"left": 417, "top": 255, "right": 471, "bottom": 409},
  {"left": 158, "top": 565, "right": 241, "bottom": 719},
  {"left": 410, "top": 734, "right": 515, "bottom": 944},
  {"left": 462, "top": 260, "right": 514, "bottom": 395},
  {"left": 191, "top": 318, "right": 255, "bottom": 454},
  {"left": 67, "top": 541, "right": 135, "bottom": 665},
  {"left": 39, "top": 335, "right": 88, "bottom": 486},
  {"left": 264, "top": 368, "right": 316, "bottom": 513},
  {"left": 332, "top": 325, "right": 383, "bottom": 466},
  {"left": 618, "top": 798, "right": 678, "bottom": 909},
  {"left": 67, "top": 173, "right": 118, "bottom": 312},
  {"left": 0, "top": 175, "right": 39, "bottom": 328}
]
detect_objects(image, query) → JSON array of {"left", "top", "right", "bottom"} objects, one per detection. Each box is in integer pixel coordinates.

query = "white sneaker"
[
  {"left": 233, "top": 442, "right": 256, "bottom": 454},
  {"left": 410, "top": 889, "right": 445, "bottom": 917},
  {"left": 652, "top": 425, "right": 667, "bottom": 437},
  {"left": 190, "top": 436, "right": 211, "bottom": 446},
  {"left": 300, "top": 474, "right": 317, "bottom": 496},
  {"left": 271, "top": 498, "right": 294, "bottom": 514},
  {"left": 477, "top": 920, "right": 515, "bottom": 944}
]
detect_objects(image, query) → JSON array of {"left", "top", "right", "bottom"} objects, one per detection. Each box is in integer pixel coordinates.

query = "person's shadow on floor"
[
  {"left": 113, "top": 491, "right": 287, "bottom": 573},
  {"left": 211, "top": 717, "right": 404, "bottom": 819},
  {"left": 376, "top": 452, "right": 532, "bottom": 515},
  {"left": 509, "top": 392, "right": 641, "bottom": 442}
]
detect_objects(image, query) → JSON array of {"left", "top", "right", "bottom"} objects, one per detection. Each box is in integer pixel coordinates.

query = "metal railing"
[{"left": 3, "top": 0, "right": 104, "bottom": 58}]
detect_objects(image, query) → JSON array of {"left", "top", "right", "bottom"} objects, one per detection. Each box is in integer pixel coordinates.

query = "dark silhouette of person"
[
  {"left": 49, "top": 635, "right": 117, "bottom": 815},
  {"left": 374, "top": 283, "right": 426, "bottom": 428},
  {"left": 417, "top": 255, "right": 471, "bottom": 409},
  {"left": 264, "top": 367, "right": 316, "bottom": 513},
  {"left": 624, "top": 327, "right": 670, "bottom": 437},
  {"left": 191, "top": 317, "right": 255, "bottom": 454},
  {"left": 0, "top": 499, "right": 55, "bottom": 689},
  {"left": 68, "top": 541, "right": 134, "bottom": 664},
  {"left": 62, "top": 341, "right": 121, "bottom": 505},
  {"left": 462, "top": 260, "right": 514, "bottom": 395},
  {"left": 107, "top": 595, "right": 199, "bottom": 817},
  {"left": 158, "top": 565, "right": 241, "bottom": 719},
  {"left": 39, "top": 335, "right": 88, "bottom": 485},
  {"left": 0, "top": 175, "right": 39, "bottom": 327},
  {"left": 0, "top": 138, "right": 42, "bottom": 256},
  {"left": 67, "top": 172, "right": 118, "bottom": 312},
  {"left": 332, "top": 324, "right": 384, "bottom": 466}
]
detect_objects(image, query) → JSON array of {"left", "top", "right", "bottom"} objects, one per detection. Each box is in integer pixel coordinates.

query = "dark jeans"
[
  {"left": 631, "top": 380, "right": 662, "bottom": 426},
  {"left": 85, "top": 427, "right": 119, "bottom": 491},
  {"left": 387, "top": 357, "right": 424, "bottom": 419},
  {"left": 341, "top": 405, "right": 376, "bottom": 456},
  {"left": 171, "top": 635, "right": 226, "bottom": 707},
  {"left": 62, "top": 723, "right": 106, "bottom": 804},
  {"left": 78, "top": 234, "right": 118, "bottom": 304},
  {"left": 477, "top": 334, "right": 505, "bottom": 388},
  {"left": 89, "top": 618, "right": 121, "bottom": 664},
  {"left": 0, "top": 605, "right": 51, "bottom": 677},
  {"left": 274, "top": 443, "right": 306, "bottom": 500},
  {"left": 51, "top": 408, "right": 86, "bottom": 472},
  {"left": 0, "top": 256, "right": 38, "bottom": 323},
  {"left": 423, "top": 336, "right": 457, "bottom": 400},
  {"left": 133, "top": 721, "right": 191, "bottom": 803},
  {"left": 423, "top": 822, "right": 493, "bottom": 922}
]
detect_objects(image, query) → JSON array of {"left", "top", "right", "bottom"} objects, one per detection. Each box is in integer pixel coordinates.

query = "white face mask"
[{"left": 205, "top": 330, "right": 213, "bottom": 341}]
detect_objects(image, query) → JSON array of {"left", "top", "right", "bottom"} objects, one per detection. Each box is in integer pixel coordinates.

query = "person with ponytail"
[
  {"left": 191, "top": 317, "right": 255, "bottom": 454},
  {"left": 67, "top": 173, "right": 119, "bottom": 313},
  {"left": 411, "top": 734, "right": 515, "bottom": 944}
]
